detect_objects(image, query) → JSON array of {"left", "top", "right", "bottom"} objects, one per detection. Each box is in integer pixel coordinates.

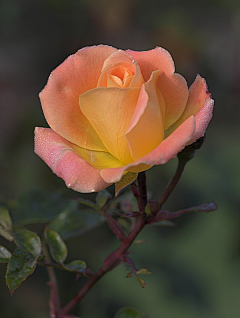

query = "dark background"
[{"left": 1, "top": 0, "right": 240, "bottom": 317}]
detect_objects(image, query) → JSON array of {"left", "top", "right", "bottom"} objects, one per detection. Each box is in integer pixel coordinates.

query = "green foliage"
[
  {"left": 10, "top": 189, "right": 76, "bottom": 226},
  {"left": 6, "top": 247, "right": 38, "bottom": 294},
  {"left": 13, "top": 229, "right": 42, "bottom": 257},
  {"left": 123, "top": 257, "right": 151, "bottom": 288},
  {"left": 0, "top": 245, "right": 12, "bottom": 263},
  {"left": 49, "top": 207, "right": 105, "bottom": 240},
  {"left": 136, "top": 268, "right": 152, "bottom": 275},
  {"left": 44, "top": 227, "right": 67, "bottom": 263},
  {"left": 114, "top": 307, "right": 147, "bottom": 318},
  {"left": 8, "top": 189, "right": 106, "bottom": 241},
  {"left": 6, "top": 229, "right": 41, "bottom": 294},
  {"left": 62, "top": 260, "right": 87, "bottom": 274},
  {"left": 0, "top": 207, "right": 13, "bottom": 241}
]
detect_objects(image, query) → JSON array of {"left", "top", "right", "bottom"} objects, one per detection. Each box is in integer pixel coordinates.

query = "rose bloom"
[{"left": 35, "top": 45, "right": 213, "bottom": 194}]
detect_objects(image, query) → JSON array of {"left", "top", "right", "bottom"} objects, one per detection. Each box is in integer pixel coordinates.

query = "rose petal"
[
  {"left": 74, "top": 145, "right": 124, "bottom": 170},
  {"left": 127, "top": 47, "right": 189, "bottom": 130},
  {"left": 101, "top": 116, "right": 195, "bottom": 183},
  {"left": 126, "top": 71, "right": 165, "bottom": 161},
  {"left": 166, "top": 75, "right": 213, "bottom": 141},
  {"left": 187, "top": 94, "right": 214, "bottom": 145},
  {"left": 126, "top": 47, "right": 175, "bottom": 81},
  {"left": 139, "top": 115, "right": 195, "bottom": 165},
  {"left": 40, "top": 45, "right": 117, "bottom": 151},
  {"left": 79, "top": 87, "right": 141, "bottom": 164},
  {"left": 158, "top": 72, "right": 189, "bottom": 129},
  {"left": 34, "top": 127, "right": 110, "bottom": 193}
]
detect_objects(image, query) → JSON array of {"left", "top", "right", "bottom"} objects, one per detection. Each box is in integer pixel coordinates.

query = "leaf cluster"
[{"left": 0, "top": 189, "right": 110, "bottom": 294}]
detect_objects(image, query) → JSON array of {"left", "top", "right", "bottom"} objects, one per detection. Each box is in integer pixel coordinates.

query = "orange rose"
[{"left": 35, "top": 45, "right": 213, "bottom": 193}]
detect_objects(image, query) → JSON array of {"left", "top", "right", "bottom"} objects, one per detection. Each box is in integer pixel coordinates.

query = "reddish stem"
[
  {"left": 57, "top": 162, "right": 189, "bottom": 317},
  {"left": 158, "top": 157, "right": 188, "bottom": 209},
  {"left": 58, "top": 216, "right": 146, "bottom": 317},
  {"left": 43, "top": 244, "right": 61, "bottom": 317}
]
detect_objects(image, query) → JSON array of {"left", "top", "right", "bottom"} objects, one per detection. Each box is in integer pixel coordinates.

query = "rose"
[{"left": 34, "top": 45, "right": 213, "bottom": 194}]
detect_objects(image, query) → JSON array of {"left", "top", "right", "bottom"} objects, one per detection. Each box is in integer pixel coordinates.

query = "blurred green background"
[{"left": 1, "top": 0, "right": 240, "bottom": 317}]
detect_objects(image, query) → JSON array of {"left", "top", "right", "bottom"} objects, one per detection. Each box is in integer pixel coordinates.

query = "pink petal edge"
[
  {"left": 187, "top": 93, "right": 214, "bottom": 145},
  {"left": 34, "top": 127, "right": 109, "bottom": 193}
]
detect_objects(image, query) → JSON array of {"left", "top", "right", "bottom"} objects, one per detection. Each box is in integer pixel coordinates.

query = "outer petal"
[
  {"left": 187, "top": 94, "right": 214, "bottom": 145},
  {"left": 34, "top": 127, "right": 110, "bottom": 193},
  {"left": 79, "top": 87, "right": 141, "bottom": 164},
  {"left": 126, "top": 47, "right": 175, "bottom": 81},
  {"left": 167, "top": 75, "right": 214, "bottom": 142},
  {"left": 101, "top": 116, "right": 196, "bottom": 183},
  {"left": 158, "top": 72, "right": 188, "bottom": 129},
  {"left": 126, "top": 71, "right": 165, "bottom": 161},
  {"left": 40, "top": 45, "right": 117, "bottom": 151},
  {"left": 127, "top": 47, "right": 189, "bottom": 129}
]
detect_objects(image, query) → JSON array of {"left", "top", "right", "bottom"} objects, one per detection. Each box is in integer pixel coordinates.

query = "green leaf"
[
  {"left": 136, "top": 267, "right": 152, "bottom": 275},
  {"left": 0, "top": 207, "right": 12, "bottom": 230},
  {"left": 0, "top": 207, "right": 13, "bottom": 241},
  {"left": 96, "top": 189, "right": 112, "bottom": 208},
  {"left": 137, "top": 275, "right": 146, "bottom": 288},
  {"left": 114, "top": 307, "right": 147, "bottom": 318},
  {"left": 49, "top": 208, "right": 105, "bottom": 240},
  {"left": 11, "top": 189, "right": 74, "bottom": 226},
  {"left": 6, "top": 247, "right": 38, "bottom": 294},
  {"left": 0, "top": 245, "right": 12, "bottom": 263},
  {"left": 44, "top": 227, "right": 67, "bottom": 263},
  {"left": 0, "top": 224, "right": 13, "bottom": 241},
  {"left": 62, "top": 260, "right": 87, "bottom": 274},
  {"left": 13, "top": 229, "right": 42, "bottom": 258}
]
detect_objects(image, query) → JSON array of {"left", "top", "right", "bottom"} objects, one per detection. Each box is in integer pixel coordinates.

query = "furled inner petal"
[
  {"left": 108, "top": 66, "right": 134, "bottom": 88},
  {"left": 98, "top": 50, "right": 144, "bottom": 88},
  {"left": 40, "top": 45, "right": 117, "bottom": 151},
  {"left": 126, "top": 71, "right": 165, "bottom": 161},
  {"left": 79, "top": 87, "right": 141, "bottom": 164}
]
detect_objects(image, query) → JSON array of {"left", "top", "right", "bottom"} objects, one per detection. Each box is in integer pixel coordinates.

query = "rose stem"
[
  {"left": 158, "top": 153, "right": 192, "bottom": 209},
  {"left": 42, "top": 244, "right": 61, "bottom": 317},
  {"left": 58, "top": 173, "right": 147, "bottom": 317},
  {"left": 137, "top": 171, "right": 148, "bottom": 213}
]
